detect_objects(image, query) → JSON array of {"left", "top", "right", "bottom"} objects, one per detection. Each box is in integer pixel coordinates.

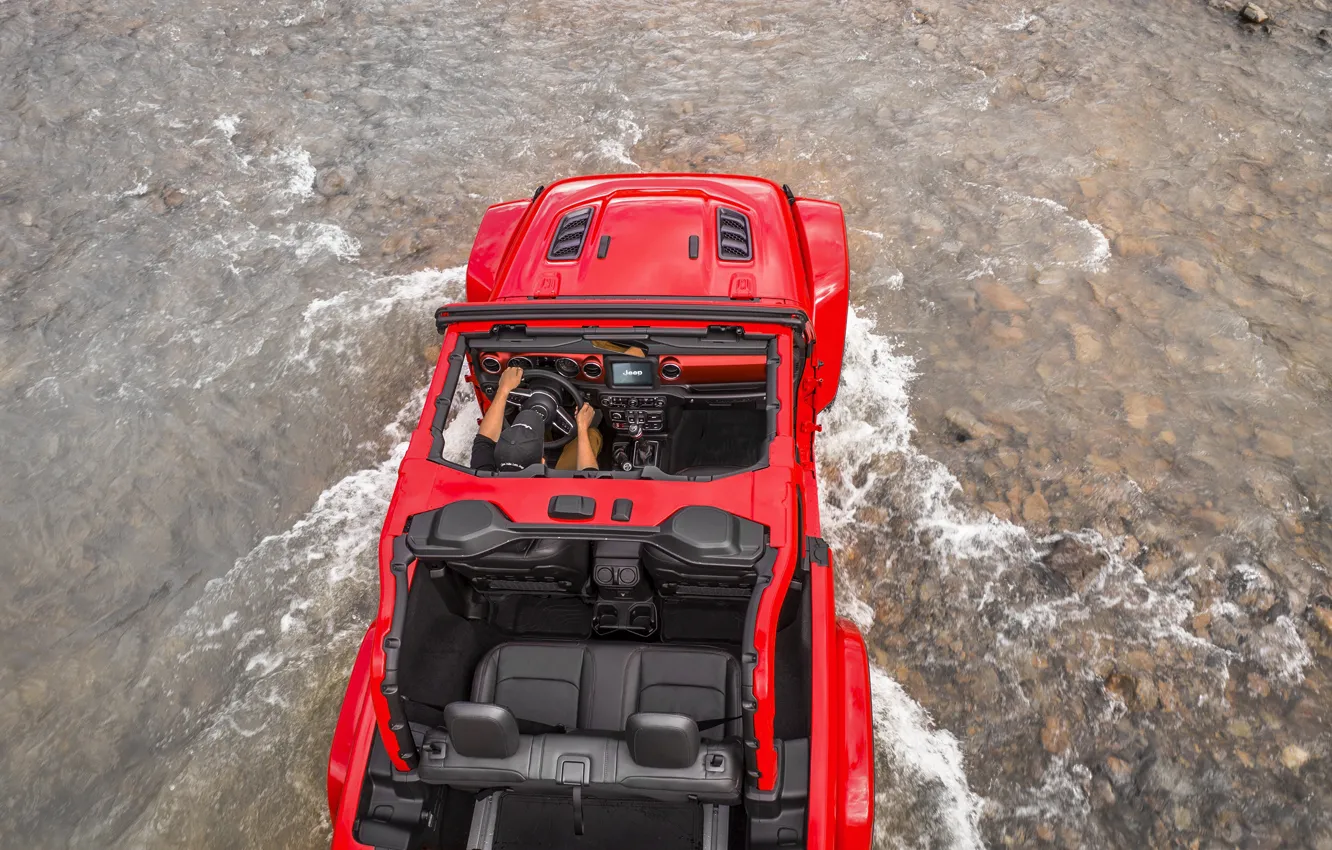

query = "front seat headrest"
[
  {"left": 444, "top": 702, "right": 520, "bottom": 759},
  {"left": 626, "top": 712, "right": 701, "bottom": 769}
]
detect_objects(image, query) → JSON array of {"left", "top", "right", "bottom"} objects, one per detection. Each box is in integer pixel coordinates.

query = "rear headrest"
[
  {"left": 625, "top": 713, "right": 701, "bottom": 769},
  {"left": 444, "top": 702, "right": 520, "bottom": 759}
]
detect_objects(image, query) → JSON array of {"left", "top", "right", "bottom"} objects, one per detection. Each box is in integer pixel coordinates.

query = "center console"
[{"left": 590, "top": 541, "right": 657, "bottom": 636}]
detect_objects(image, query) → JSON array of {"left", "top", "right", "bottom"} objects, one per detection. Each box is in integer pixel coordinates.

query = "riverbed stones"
[
  {"left": 944, "top": 407, "right": 998, "bottom": 441},
  {"left": 1241, "top": 3, "right": 1269, "bottom": 23},
  {"left": 1023, "top": 490, "right": 1051, "bottom": 524},
  {"left": 316, "top": 166, "right": 356, "bottom": 197},
  {"left": 1255, "top": 429, "right": 1294, "bottom": 459},
  {"left": 1041, "top": 714, "right": 1070, "bottom": 753},
  {"left": 1170, "top": 258, "right": 1209, "bottom": 292},
  {"left": 1280, "top": 744, "right": 1310, "bottom": 772},
  {"left": 977, "top": 279, "right": 1029, "bottom": 311},
  {"left": 1042, "top": 536, "right": 1106, "bottom": 592}
]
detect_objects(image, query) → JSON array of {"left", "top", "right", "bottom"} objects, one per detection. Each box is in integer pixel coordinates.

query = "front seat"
[{"left": 446, "top": 538, "right": 590, "bottom": 596}]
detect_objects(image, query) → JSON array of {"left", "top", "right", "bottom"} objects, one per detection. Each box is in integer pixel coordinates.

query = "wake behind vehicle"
[{"left": 327, "top": 174, "right": 873, "bottom": 850}]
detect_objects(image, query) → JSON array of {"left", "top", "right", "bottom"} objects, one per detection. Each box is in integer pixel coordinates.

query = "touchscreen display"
[{"left": 609, "top": 361, "right": 653, "bottom": 387}]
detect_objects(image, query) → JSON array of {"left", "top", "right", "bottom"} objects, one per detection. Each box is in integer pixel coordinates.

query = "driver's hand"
[
  {"left": 497, "top": 365, "right": 524, "bottom": 393},
  {"left": 575, "top": 402, "right": 596, "bottom": 432}
]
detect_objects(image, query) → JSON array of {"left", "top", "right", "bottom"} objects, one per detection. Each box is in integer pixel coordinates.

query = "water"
[{"left": 3, "top": 0, "right": 1330, "bottom": 847}]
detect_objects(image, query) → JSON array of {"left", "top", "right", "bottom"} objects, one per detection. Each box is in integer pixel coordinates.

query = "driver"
[{"left": 470, "top": 366, "right": 603, "bottom": 472}]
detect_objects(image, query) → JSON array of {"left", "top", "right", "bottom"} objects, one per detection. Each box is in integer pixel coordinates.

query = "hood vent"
[
  {"left": 716, "top": 208, "right": 752, "bottom": 261},
  {"left": 547, "top": 206, "right": 595, "bottom": 261}
]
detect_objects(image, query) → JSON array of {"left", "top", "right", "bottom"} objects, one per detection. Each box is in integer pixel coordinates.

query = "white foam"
[
  {"left": 871, "top": 667, "right": 986, "bottom": 849},
  {"left": 1003, "top": 11, "right": 1040, "bottom": 31},
  {"left": 1011, "top": 756, "right": 1091, "bottom": 823},
  {"left": 818, "top": 306, "right": 1029, "bottom": 564},
  {"left": 294, "top": 222, "right": 361, "bottom": 262},
  {"left": 273, "top": 146, "right": 316, "bottom": 198},
  {"left": 588, "top": 111, "right": 643, "bottom": 170},
  {"left": 962, "top": 182, "right": 1111, "bottom": 274}
]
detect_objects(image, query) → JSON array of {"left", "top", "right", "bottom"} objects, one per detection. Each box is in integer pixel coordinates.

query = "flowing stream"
[{"left": 3, "top": 0, "right": 1330, "bottom": 847}]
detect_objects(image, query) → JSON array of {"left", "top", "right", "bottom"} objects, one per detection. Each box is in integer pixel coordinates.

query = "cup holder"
[{"left": 593, "top": 599, "right": 658, "bottom": 637}]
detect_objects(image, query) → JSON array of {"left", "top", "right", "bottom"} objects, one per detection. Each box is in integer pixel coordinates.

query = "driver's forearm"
[
  {"left": 575, "top": 429, "right": 597, "bottom": 470},
  {"left": 478, "top": 387, "right": 509, "bottom": 441}
]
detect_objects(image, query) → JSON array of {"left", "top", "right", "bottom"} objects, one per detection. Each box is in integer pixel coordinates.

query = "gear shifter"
[{"left": 611, "top": 444, "right": 632, "bottom": 471}]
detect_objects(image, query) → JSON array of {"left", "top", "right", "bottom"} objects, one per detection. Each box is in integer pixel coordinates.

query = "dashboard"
[
  {"left": 471, "top": 351, "right": 767, "bottom": 388},
  {"left": 470, "top": 350, "right": 767, "bottom": 437}
]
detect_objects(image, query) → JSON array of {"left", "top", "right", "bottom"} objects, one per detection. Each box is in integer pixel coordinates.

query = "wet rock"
[
  {"left": 1025, "top": 16, "right": 1045, "bottom": 34},
  {"left": 1310, "top": 605, "right": 1332, "bottom": 637},
  {"left": 1319, "top": 28, "right": 1332, "bottom": 47},
  {"left": 1113, "top": 235, "right": 1162, "bottom": 257},
  {"left": 1247, "top": 672, "right": 1271, "bottom": 698},
  {"left": 1023, "top": 491, "right": 1051, "bottom": 524},
  {"left": 1241, "top": 3, "right": 1269, "bottom": 23},
  {"left": 1070, "top": 325, "right": 1103, "bottom": 363},
  {"left": 1041, "top": 714, "right": 1071, "bottom": 754},
  {"left": 161, "top": 187, "right": 186, "bottom": 209},
  {"left": 916, "top": 33, "right": 939, "bottom": 52},
  {"left": 1255, "top": 428, "right": 1294, "bottom": 459},
  {"left": 316, "top": 166, "right": 356, "bottom": 197},
  {"left": 1084, "top": 778, "right": 1113, "bottom": 812},
  {"left": 944, "top": 408, "right": 998, "bottom": 441},
  {"left": 1170, "top": 258, "right": 1209, "bottom": 293},
  {"left": 1105, "top": 755, "right": 1134, "bottom": 787},
  {"left": 718, "top": 133, "right": 746, "bottom": 154},
  {"left": 1123, "top": 392, "right": 1165, "bottom": 430},
  {"left": 1281, "top": 745, "right": 1310, "bottom": 772},
  {"left": 1042, "top": 536, "right": 1106, "bottom": 592},
  {"left": 976, "top": 279, "right": 1029, "bottom": 311}
]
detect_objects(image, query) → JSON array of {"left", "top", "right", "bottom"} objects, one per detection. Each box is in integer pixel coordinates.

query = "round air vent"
[
  {"left": 595, "top": 567, "right": 615, "bottom": 585},
  {"left": 660, "top": 361, "right": 682, "bottom": 380},
  {"left": 582, "top": 360, "right": 603, "bottom": 379},
  {"left": 480, "top": 354, "right": 502, "bottom": 374},
  {"left": 509, "top": 356, "right": 533, "bottom": 370},
  {"left": 617, "top": 567, "right": 639, "bottom": 586},
  {"left": 555, "top": 357, "right": 580, "bottom": 378}
]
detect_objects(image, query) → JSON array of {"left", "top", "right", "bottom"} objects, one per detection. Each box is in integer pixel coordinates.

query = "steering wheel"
[{"left": 503, "top": 368, "right": 584, "bottom": 450}]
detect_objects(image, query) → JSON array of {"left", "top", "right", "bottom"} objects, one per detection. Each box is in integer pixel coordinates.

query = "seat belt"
[{"left": 571, "top": 786, "right": 584, "bottom": 836}]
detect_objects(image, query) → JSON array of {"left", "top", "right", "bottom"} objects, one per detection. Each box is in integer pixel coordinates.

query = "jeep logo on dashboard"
[{"left": 610, "top": 361, "right": 653, "bottom": 386}]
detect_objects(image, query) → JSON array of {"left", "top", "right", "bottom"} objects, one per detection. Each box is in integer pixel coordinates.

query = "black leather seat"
[
  {"left": 417, "top": 640, "right": 744, "bottom": 803},
  {"left": 445, "top": 538, "right": 590, "bottom": 595},
  {"left": 469, "top": 641, "right": 742, "bottom": 739}
]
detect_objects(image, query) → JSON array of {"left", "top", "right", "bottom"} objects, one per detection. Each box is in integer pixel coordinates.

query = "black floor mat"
[
  {"left": 668, "top": 409, "right": 766, "bottom": 471},
  {"left": 661, "top": 600, "right": 745, "bottom": 644},
  {"left": 487, "top": 595, "right": 592, "bottom": 638},
  {"left": 493, "top": 795, "right": 702, "bottom": 850}
]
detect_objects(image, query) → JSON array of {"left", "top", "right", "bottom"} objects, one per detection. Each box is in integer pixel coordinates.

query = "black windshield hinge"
[{"left": 806, "top": 536, "right": 829, "bottom": 567}]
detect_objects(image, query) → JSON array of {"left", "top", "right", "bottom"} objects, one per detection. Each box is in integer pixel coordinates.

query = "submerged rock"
[
  {"left": 1042, "top": 536, "right": 1107, "bottom": 593},
  {"left": 1241, "top": 3, "right": 1269, "bottom": 23}
]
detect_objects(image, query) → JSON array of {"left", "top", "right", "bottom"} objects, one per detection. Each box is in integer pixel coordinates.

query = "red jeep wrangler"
[{"left": 327, "top": 174, "right": 874, "bottom": 850}]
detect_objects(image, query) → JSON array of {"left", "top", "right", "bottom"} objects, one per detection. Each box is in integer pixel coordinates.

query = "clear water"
[{"left": 3, "top": 0, "right": 1330, "bottom": 847}]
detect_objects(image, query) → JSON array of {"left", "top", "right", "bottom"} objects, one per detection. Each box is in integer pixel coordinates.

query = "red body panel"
[
  {"left": 327, "top": 175, "right": 869, "bottom": 848},
  {"left": 466, "top": 199, "right": 531, "bottom": 303},
  {"left": 486, "top": 175, "right": 811, "bottom": 309},
  {"left": 792, "top": 199, "right": 850, "bottom": 412}
]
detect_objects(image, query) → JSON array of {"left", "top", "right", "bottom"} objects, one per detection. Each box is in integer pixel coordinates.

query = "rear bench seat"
[{"left": 416, "top": 641, "right": 743, "bottom": 804}]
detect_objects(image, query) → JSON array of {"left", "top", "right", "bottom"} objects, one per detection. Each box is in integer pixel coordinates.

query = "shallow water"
[{"left": 2, "top": 0, "right": 1330, "bottom": 847}]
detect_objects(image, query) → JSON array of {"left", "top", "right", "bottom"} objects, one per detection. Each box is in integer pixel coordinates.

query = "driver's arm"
[
  {"left": 479, "top": 366, "right": 523, "bottom": 442},
  {"left": 574, "top": 403, "right": 598, "bottom": 470}
]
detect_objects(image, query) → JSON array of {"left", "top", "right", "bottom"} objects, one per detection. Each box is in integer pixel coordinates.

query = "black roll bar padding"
[
  {"left": 381, "top": 535, "right": 418, "bottom": 771},
  {"left": 404, "top": 501, "right": 767, "bottom": 569}
]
